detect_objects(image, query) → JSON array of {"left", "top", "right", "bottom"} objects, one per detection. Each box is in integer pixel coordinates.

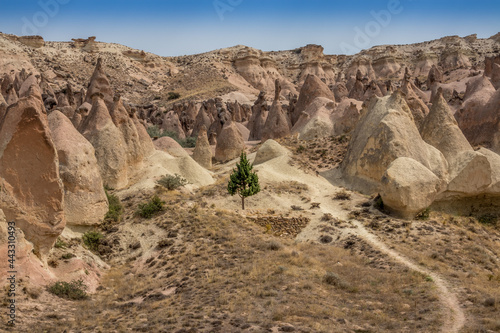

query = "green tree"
[{"left": 228, "top": 152, "right": 260, "bottom": 210}]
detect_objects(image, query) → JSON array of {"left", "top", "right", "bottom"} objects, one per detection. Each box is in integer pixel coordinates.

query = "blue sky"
[{"left": 0, "top": 0, "right": 498, "bottom": 56}]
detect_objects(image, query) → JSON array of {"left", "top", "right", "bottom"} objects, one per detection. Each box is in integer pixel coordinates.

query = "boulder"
[
  {"left": 254, "top": 139, "right": 289, "bottom": 165},
  {"left": 381, "top": 157, "right": 441, "bottom": 218},
  {"left": 484, "top": 55, "right": 500, "bottom": 89},
  {"left": 48, "top": 111, "right": 108, "bottom": 226},
  {"left": 154, "top": 136, "right": 187, "bottom": 158}
]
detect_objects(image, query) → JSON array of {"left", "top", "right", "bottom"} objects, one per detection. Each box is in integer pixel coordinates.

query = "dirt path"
[
  {"left": 299, "top": 186, "right": 466, "bottom": 333},
  {"left": 246, "top": 154, "right": 465, "bottom": 332}
]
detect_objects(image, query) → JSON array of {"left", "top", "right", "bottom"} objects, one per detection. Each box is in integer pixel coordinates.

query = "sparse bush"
[
  {"left": 103, "top": 189, "right": 123, "bottom": 224},
  {"left": 157, "top": 239, "right": 174, "bottom": 249},
  {"left": 321, "top": 213, "right": 333, "bottom": 221},
  {"left": 373, "top": 194, "right": 385, "bottom": 212},
  {"left": 415, "top": 208, "right": 431, "bottom": 220},
  {"left": 146, "top": 126, "right": 196, "bottom": 147},
  {"left": 297, "top": 145, "right": 306, "bottom": 153},
  {"left": 291, "top": 205, "right": 303, "bottom": 211},
  {"left": 61, "top": 253, "right": 75, "bottom": 260},
  {"left": 136, "top": 196, "right": 165, "bottom": 218},
  {"left": 323, "top": 272, "right": 350, "bottom": 290},
  {"left": 267, "top": 240, "right": 282, "bottom": 251},
  {"left": 48, "top": 279, "right": 88, "bottom": 300},
  {"left": 157, "top": 174, "right": 188, "bottom": 190},
  {"left": 334, "top": 190, "right": 351, "bottom": 200},
  {"left": 167, "top": 91, "right": 181, "bottom": 100},
  {"left": 83, "top": 230, "right": 104, "bottom": 252},
  {"left": 478, "top": 213, "right": 498, "bottom": 227},
  {"left": 177, "top": 136, "right": 197, "bottom": 148},
  {"left": 146, "top": 125, "right": 163, "bottom": 138},
  {"left": 54, "top": 238, "right": 67, "bottom": 249}
]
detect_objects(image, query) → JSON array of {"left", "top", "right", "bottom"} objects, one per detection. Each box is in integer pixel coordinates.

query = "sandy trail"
[
  {"left": 306, "top": 182, "right": 465, "bottom": 333},
  {"left": 251, "top": 155, "right": 465, "bottom": 333},
  {"left": 301, "top": 182, "right": 465, "bottom": 333}
]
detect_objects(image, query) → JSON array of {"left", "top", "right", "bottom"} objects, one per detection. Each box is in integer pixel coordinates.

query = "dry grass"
[
  {"left": 358, "top": 212, "right": 500, "bottom": 332},
  {"left": 52, "top": 190, "right": 443, "bottom": 333}
]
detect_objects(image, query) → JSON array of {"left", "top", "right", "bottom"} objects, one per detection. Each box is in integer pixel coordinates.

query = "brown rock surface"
[
  {"left": 262, "top": 80, "right": 291, "bottom": 141},
  {"left": 215, "top": 121, "right": 245, "bottom": 162},
  {"left": 0, "top": 86, "right": 65, "bottom": 257},
  {"left": 292, "top": 74, "right": 336, "bottom": 125},
  {"left": 85, "top": 58, "right": 113, "bottom": 105}
]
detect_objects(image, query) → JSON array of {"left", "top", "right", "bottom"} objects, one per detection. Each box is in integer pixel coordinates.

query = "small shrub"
[
  {"left": 54, "top": 238, "right": 67, "bottom": 249},
  {"left": 104, "top": 190, "right": 123, "bottom": 224},
  {"left": 321, "top": 213, "right": 333, "bottom": 221},
  {"left": 48, "top": 259, "right": 58, "bottom": 268},
  {"left": 416, "top": 208, "right": 431, "bottom": 220},
  {"left": 157, "top": 239, "right": 174, "bottom": 249},
  {"left": 61, "top": 253, "right": 75, "bottom": 260},
  {"left": 373, "top": 194, "right": 385, "bottom": 212},
  {"left": 334, "top": 190, "right": 351, "bottom": 200},
  {"left": 267, "top": 240, "right": 282, "bottom": 251},
  {"left": 177, "top": 136, "right": 197, "bottom": 148},
  {"left": 83, "top": 230, "right": 104, "bottom": 252},
  {"left": 296, "top": 145, "right": 306, "bottom": 153},
  {"left": 48, "top": 279, "right": 88, "bottom": 300},
  {"left": 167, "top": 92, "right": 181, "bottom": 100},
  {"left": 319, "top": 235, "right": 333, "bottom": 244},
  {"left": 478, "top": 214, "right": 498, "bottom": 226},
  {"left": 136, "top": 196, "right": 165, "bottom": 218},
  {"left": 323, "top": 272, "right": 350, "bottom": 290},
  {"left": 146, "top": 125, "right": 163, "bottom": 138},
  {"left": 291, "top": 205, "right": 303, "bottom": 211},
  {"left": 157, "top": 174, "right": 188, "bottom": 190}
]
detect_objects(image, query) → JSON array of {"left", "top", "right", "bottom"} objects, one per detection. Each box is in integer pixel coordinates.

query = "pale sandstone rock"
[
  {"left": 421, "top": 89, "right": 473, "bottom": 163},
  {"left": 48, "top": 111, "right": 108, "bottom": 226},
  {"left": 381, "top": 157, "right": 441, "bottom": 218},
  {"left": 341, "top": 91, "right": 448, "bottom": 193},
  {"left": 254, "top": 139, "right": 289, "bottom": 165},
  {"left": 292, "top": 97, "right": 336, "bottom": 140},
  {"left": 79, "top": 95, "right": 128, "bottom": 189},
  {"left": 110, "top": 95, "right": 144, "bottom": 171}
]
